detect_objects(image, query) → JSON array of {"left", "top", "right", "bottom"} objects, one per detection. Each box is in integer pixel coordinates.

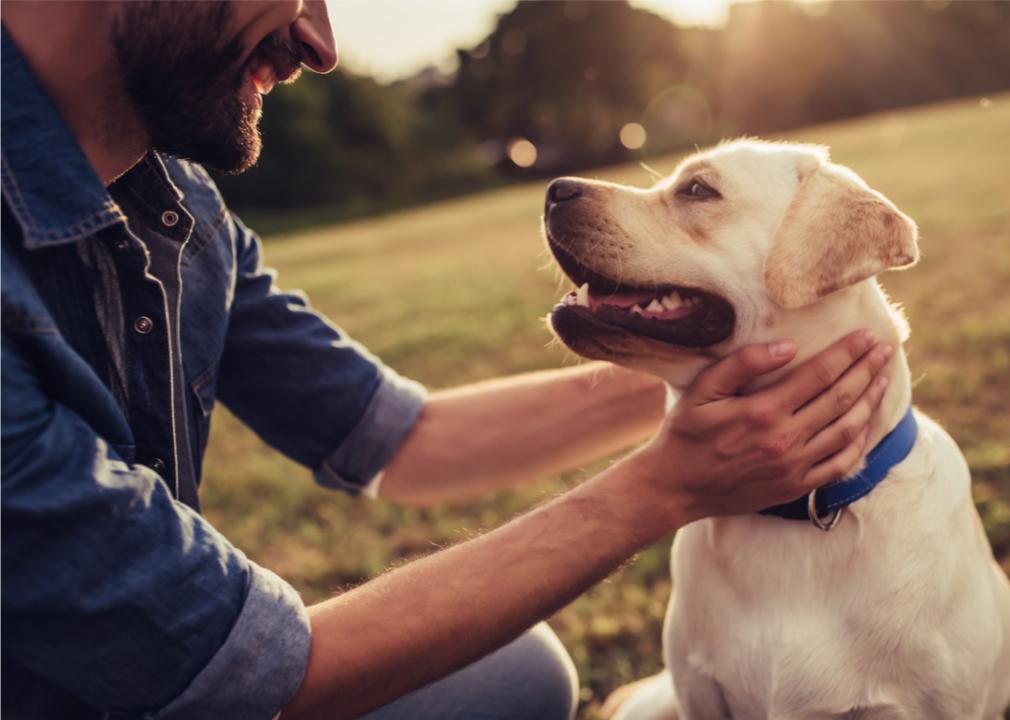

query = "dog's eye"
[{"left": 677, "top": 179, "right": 720, "bottom": 200}]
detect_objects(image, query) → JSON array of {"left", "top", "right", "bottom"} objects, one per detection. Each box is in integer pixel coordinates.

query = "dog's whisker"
[{"left": 640, "top": 161, "right": 664, "bottom": 183}]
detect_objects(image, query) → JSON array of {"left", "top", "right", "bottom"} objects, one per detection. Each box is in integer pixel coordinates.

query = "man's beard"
[{"left": 112, "top": 2, "right": 296, "bottom": 175}]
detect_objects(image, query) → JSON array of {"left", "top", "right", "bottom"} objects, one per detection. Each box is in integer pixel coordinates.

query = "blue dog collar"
[{"left": 760, "top": 407, "right": 918, "bottom": 530}]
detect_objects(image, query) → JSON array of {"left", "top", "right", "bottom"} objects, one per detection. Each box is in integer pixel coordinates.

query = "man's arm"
[
  {"left": 378, "top": 362, "right": 665, "bottom": 505},
  {"left": 283, "top": 331, "right": 892, "bottom": 720},
  {"left": 0, "top": 336, "right": 310, "bottom": 719},
  {"left": 378, "top": 332, "right": 891, "bottom": 507},
  {"left": 213, "top": 213, "right": 427, "bottom": 495}
]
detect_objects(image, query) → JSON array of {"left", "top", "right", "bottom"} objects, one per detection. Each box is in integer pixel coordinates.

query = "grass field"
[{"left": 203, "top": 93, "right": 1010, "bottom": 717}]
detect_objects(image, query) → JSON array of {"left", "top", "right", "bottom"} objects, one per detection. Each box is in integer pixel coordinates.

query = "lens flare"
[
  {"left": 620, "top": 122, "right": 647, "bottom": 150},
  {"left": 508, "top": 138, "right": 537, "bottom": 168}
]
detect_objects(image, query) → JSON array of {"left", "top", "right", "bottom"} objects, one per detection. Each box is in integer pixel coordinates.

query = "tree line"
[{"left": 216, "top": 0, "right": 1010, "bottom": 225}]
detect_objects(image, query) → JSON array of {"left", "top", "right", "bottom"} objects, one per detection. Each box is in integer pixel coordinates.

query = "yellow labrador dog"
[{"left": 543, "top": 140, "right": 1010, "bottom": 720}]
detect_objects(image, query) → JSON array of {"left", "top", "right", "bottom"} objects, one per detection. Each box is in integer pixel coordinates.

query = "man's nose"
[{"left": 292, "top": 0, "right": 338, "bottom": 73}]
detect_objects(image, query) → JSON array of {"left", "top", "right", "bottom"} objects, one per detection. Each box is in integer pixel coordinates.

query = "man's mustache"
[{"left": 249, "top": 31, "right": 303, "bottom": 85}]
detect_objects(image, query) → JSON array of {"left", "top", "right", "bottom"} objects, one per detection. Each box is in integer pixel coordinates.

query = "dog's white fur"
[{"left": 547, "top": 140, "right": 1010, "bottom": 719}]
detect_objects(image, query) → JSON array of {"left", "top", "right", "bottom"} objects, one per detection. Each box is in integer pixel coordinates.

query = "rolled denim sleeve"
[
  {"left": 217, "top": 214, "right": 426, "bottom": 495},
  {"left": 1, "top": 337, "right": 310, "bottom": 718},
  {"left": 154, "top": 565, "right": 309, "bottom": 720}
]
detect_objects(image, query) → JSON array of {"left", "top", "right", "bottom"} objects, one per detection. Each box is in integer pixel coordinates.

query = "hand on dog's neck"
[
  {"left": 661, "top": 279, "right": 911, "bottom": 476},
  {"left": 752, "top": 279, "right": 912, "bottom": 464}
]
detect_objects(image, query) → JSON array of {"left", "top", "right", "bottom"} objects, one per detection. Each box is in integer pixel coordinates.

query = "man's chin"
[
  {"left": 221, "top": 104, "right": 263, "bottom": 174},
  {"left": 158, "top": 117, "right": 261, "bottom": 175},
  {"left": 208, "top": 134, "right": 261, "bottom": 175}
]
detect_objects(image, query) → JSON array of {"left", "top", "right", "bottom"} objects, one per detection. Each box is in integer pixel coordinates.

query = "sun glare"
[{"left": 629, "top": 0, "right": 732, "bottom": 28}]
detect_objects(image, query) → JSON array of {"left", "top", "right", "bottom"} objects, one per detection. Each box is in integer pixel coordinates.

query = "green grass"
[{"left": 202, "top": 93, "right": 1010, "bottom": 717}]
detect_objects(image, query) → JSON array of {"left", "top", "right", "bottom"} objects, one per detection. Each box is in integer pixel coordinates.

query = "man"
[{"left": 0, "top": 2, "right": 892, "bottom": 719}]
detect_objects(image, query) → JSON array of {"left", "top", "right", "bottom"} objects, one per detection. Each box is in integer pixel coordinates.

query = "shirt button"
[
  {"left": 161, "top": 210, "right": 180, "bottom": 228},
  {"left": 133, "top": 316, "right": 154, "bottom": 334},
  {"left": 149, "top": 458, "right": 167, "bottom": 475}
]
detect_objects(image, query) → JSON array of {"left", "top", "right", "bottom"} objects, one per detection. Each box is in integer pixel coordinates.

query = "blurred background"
[
  {"left": 203, "top": 2, "right": 1010, "bottom": 717},
  {"left": 217, "top": 0, "right": 1010, "bottom": 230}
]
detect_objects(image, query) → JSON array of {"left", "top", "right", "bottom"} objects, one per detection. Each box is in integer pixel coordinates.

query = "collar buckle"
[{"left": 807, "top": 487, "right": 843, "bottom": 531}]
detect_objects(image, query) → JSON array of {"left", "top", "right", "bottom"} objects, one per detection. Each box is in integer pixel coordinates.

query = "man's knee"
[
  {"left": 362, "top": 622, "right": 579, "bottom": 720},
  {"left": 504, "top": 623, "right": 579, "bottom": 720}
]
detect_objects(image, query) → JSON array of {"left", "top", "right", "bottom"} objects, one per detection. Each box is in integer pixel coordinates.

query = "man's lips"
[
  {"left": 250, "top": 59, "right": 278, "bottom": 95},
  {"left": 245, "top": 36, "right": 302, "bottom": 99}
]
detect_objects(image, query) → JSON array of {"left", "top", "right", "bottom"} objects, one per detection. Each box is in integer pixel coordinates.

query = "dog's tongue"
[{"left": 589, "top": 289, "right": 656, "bottom": 310}]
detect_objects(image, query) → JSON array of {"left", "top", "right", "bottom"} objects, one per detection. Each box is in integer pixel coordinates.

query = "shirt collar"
[{"left": 1, "top": 25, "right": 128, "bottom": 249}]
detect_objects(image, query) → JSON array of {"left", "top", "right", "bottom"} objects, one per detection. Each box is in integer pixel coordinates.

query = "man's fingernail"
[
  {"left": 769, "top": 340, "right": 796, "bottom": 357},
  {"left": 861, "top": 329, "right": 876, "bottom": 346},
  {"left": 878, "top": 344, "right": 894, "bottom": 361},
  {"left": 875, "top": 375, "right": 890, "bottom": 392}
]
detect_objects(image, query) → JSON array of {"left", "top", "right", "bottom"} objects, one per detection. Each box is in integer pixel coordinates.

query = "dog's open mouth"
[{"left": 548, "top": 240, "right": 735, "bottom": 348}]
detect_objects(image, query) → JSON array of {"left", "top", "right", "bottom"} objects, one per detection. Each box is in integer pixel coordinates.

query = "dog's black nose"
[{"left": 547, "top": 178, "right": 582, "bottom": 205}]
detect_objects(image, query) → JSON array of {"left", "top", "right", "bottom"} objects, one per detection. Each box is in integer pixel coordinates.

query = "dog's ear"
[{"left": 764, "top": 163, "right": 919, "bottom": 309}]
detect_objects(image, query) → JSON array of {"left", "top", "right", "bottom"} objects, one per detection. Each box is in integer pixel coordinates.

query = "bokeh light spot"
[
  {"left": 620, "top": 122, "right": 647, "bottom": 150},
  {"left": 508, "top": 138, "right": 537, "bottom": 168}
]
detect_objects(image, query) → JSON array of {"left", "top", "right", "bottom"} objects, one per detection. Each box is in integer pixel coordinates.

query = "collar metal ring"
[{"left": 807, "top": 488, "right": 843, "bottom": 531}]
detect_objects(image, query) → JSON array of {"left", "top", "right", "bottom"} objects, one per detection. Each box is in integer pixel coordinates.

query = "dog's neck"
[
  {"left": 748, "top": 279, "right": 912, "bottom": 462},
  {"left": 662, "top": 280, "right": 911, "bottom": 474}
]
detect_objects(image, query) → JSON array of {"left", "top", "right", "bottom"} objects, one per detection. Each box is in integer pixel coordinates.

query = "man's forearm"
[
  {"left": 282, "top": 451, "right": 679, "bottom": 720},
  {"left": 380, "top": 362, "right": 666, "bottom": 505}
]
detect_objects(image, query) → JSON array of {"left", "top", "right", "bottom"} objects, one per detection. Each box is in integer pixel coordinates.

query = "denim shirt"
[{"left": 1, "top": 28, "right": 426, "bottom": 720}]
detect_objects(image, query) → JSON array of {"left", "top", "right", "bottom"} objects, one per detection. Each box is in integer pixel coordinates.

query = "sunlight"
[
  {"left": 631, "top": 0, "right": 832, "bottom": 27},
  {"left": 630, "top": 0, "right": 731, "bottom": 27}
]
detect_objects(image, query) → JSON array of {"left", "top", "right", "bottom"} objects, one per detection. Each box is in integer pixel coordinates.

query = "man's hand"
[{"left": 634, "top": 329, "right": 893, "bottom": 524}]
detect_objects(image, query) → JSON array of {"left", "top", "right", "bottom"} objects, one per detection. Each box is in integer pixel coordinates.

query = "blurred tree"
[
  {"left": 718, "top": 1, "right": 1010, "bottom": 133},
  {"left": 450, "top": 0, "right": 691, "bottom": 171}
]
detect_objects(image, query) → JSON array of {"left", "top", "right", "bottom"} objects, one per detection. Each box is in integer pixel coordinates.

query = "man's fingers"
[
  {"left": 689, "top": 340, "right": 797, "bottom": 404},
  {"left": 793, "top": 342, "right": 893, "bottom": 437},
  {"left": 802, "top": 373, "right": 887, "bottom": 462},
  {"left": 802, "top": 426, "right": 871, "bottom": 489},
  {"left": 768, "top": 329, "right": 878, "bottom": 411}
]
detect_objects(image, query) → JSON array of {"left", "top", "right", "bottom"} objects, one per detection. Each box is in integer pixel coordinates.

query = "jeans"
[{"left": 363, "top": 623, "right": 579, "bottom": 720}]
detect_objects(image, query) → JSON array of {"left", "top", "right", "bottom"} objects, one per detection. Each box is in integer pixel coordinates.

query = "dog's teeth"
[
  {"left": 563, "top": 293, "right": 576, "bottom": 306},
  {"left": 631, "top": 304, "right": 644, "bottom": 315},
  {"left": 646, "top": 299, "right": 664, "bottom": 313},
  {"left": 662, "top": 293, "right": 682, "bottom": 310},
  {"left": 575, "top": 283, "right": 590, "bottom": 307}
]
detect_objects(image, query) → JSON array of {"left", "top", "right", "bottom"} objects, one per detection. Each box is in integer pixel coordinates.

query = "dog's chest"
[
  {"left": 664, "top": 427, "right": 993, "bottom": 717},
  {"left": 668, "top": 519, "right": 907, "bottom": 714}
]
